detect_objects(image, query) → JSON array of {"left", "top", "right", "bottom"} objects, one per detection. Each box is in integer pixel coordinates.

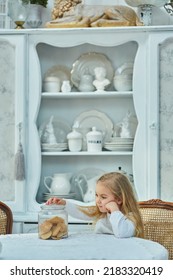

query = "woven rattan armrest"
[
  {"left": 0, "top": 201, "right": 13, "bottom": 234},
  {"left": 138, "top": 199, "right": 173, "bottom": 260}
]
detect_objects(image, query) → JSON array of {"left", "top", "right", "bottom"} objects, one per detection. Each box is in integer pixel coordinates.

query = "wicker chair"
[
  {"left": 0, "top": 201, "right": 13, "bottom": 234},
  {"left": 138, "top": 199, "right": 173, "bottom": 260}
]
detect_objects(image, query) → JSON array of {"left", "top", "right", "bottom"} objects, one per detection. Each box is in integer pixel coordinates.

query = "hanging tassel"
[{"left": 14, "top": 123, "right": 25, "bottom": 181}]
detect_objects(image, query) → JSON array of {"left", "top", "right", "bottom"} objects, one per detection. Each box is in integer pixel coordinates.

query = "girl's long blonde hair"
[{"left": 79, "top": 172, "right": 144, "bottom": 238}]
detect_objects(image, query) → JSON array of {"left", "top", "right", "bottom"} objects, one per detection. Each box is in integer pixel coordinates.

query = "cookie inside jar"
[{"left": 38, "top": 205, "right": 68, "bottom": 240}]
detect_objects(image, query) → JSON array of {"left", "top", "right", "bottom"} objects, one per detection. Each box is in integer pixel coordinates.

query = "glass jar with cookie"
[{"left": 38, "top": 204, "right": 68, "bottom": 240}]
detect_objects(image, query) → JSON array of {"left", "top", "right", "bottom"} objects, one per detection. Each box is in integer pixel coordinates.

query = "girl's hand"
[
  {"left": 105, "top": 201, "right": 119, "bottom": 213},
  {"left": 46, "top": 197, "right": 66, "bottom": 205}
]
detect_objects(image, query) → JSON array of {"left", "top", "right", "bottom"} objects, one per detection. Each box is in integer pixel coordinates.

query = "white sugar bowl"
[
  {"left": 67, "top": 128, "right": 82, "bottom": 152},
  {"left": 43, "top": 76, "right": 61, "bottom": 92},
  {"left": 86, "top": 127, "right": 102, "bottom": 152}
]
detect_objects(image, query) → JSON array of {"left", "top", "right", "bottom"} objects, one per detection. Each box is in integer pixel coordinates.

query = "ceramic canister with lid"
[
  {"left": 86, "top": 126, "right": 103, "bottom": 152},
  {"left": 67, "top": 127, "right": 82, "bottom": 152},
  {"left": 43, "top": 76, "right": 61, "bottom": 92},
  {"left": 38, "top": 204, "right": 68, "bottom": 240}
]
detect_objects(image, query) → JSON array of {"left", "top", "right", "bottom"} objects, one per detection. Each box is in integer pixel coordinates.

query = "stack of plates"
[
  {"left": 43, "top": 192, "right": 76, "bottom": 201},
  {"left": 104, "top": 137, "right": 134, "bottom": 151},
  {"left": 41, "top": 143, "right": 68, "bottom": 152}
]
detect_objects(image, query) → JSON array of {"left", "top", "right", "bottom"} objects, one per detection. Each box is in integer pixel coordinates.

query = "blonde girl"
[{"left": 46, "top": 172, "right": 144, "bottom": 238}]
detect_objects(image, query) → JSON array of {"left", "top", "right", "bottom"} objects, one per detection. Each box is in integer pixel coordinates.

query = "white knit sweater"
[{"left": 66, "top": 200, "right": 135, "bottom": 238}]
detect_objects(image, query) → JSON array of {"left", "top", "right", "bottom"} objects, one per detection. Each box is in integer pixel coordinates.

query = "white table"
[{"left": 0, "top": 233, "right": 168, "bottom": 260}]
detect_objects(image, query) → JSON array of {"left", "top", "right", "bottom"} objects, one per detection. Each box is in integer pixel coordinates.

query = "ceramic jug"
[
  {"left": 78, "top": 74, "right": 95, "bottom": 92},
  {"left": 44, "top": 173, "right": 71, "bottom": 195}
]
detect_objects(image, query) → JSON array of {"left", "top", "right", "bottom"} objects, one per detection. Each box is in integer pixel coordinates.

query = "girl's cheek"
[{"left": 101, "top": 200, "right": 108, "bottom": 207}]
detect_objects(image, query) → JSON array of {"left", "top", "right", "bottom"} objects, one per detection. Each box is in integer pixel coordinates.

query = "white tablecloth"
[{"left": 0, "top": 233, "right": 168, "bottom": 260}]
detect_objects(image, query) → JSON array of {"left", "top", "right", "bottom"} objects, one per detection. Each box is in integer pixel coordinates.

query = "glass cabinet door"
[
  {"left": 27, "top": 30, "right": 157, "bottom": 216},
  {"left": 0, "top": 35, "right": 27, "bottom": 212}
]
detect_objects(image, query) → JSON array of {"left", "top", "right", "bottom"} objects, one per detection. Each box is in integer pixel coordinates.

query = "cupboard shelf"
[
  {"left": 41, "top": 92, "right": 133, "bottom": 98},
  {"left": 41, "top": 151, "right": 133, "bottom": 156}
]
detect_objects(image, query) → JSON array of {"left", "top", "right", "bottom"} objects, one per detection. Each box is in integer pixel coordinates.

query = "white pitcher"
[
  {"left": 44, "top": 173, "right": 71, "bottom": 195},
  {"left": 76, "top": 174, "right": 99, "bottom": 202}
]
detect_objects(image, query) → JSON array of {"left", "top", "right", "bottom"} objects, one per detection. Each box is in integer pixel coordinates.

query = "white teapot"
[{"left": 44, "top": 173, "right": 71, "bottom": 195}]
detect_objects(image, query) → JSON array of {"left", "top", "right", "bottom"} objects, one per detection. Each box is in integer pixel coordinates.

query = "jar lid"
[
  {"left": 44, "top": 76, "right": 60, "bottom": 82},
  {"left": 87, "top": 126, "right": 102, "bottom": 136},
  {"left": 41, "top": 204, "right": 65, "bottom": 210},
  {"left": 67, "top": 128, "right": 82, "bottom": 139}
]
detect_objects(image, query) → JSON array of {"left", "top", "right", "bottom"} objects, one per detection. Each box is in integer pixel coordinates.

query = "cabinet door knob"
[{"left": 149, "top": 122, "right": 157, "bottom": 130}]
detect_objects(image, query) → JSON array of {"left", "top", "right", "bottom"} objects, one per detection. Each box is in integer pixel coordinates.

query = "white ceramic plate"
[
  {"left": 43, "top": 193, "right": 76, "bottom": 201},
  {"left": 104, "top": 146, "right": 133, "bottom": 151},
  {"left": 71, "top": 52, "right": 114, "bottom": 90},
  {"left": 43, "top": 192, "right": 76, "bottom": 197},
  {"left": 41, "top": 145, "right": 68, "bottom": 152},
  {"left": 104, "top": 143, "right": 133, "bottom": 147},
  {"left": 104, "top": 143, "right": 133, "bottom": 146},
  {"left": 105, "top": 140, "right": 133, "bottom": 144},
  {"left": 115, "top": 62, "right": 134, "bottom": 76},
  {"left": 44, "top": 65, "right": 71, "bottom": 86},
  {"left": 110, "top": 137, "right": 134, "bottom": 143},
  {"left": 73, "top": 110, "right": 113, "bottom": 142},
  {"left": 42, "top": 143, "right": 68, "bottom": 148},
  {"left": 39, "top": 118, "right": 71, "bottom": 144}
]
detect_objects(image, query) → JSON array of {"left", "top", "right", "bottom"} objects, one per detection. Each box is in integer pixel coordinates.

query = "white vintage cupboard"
[{"left": 0, "top": 27, "right": 172, "bottom": 233}]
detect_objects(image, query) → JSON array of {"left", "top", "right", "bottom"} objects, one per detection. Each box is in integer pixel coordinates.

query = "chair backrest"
[
  {"left": 138, "top": 199, "right": 173, "bottom": 260},
  {"left": 0, "top": 201, "right": 13, "bottom": 234}
]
